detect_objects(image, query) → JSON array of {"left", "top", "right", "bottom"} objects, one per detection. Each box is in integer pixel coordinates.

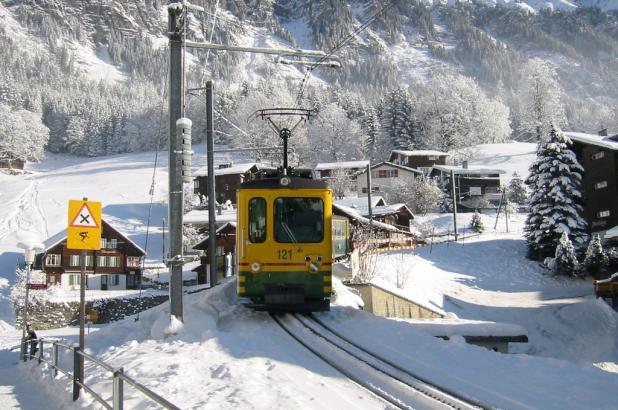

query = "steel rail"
[
  {"left": 270, "top": 312, "right": 411, "bottom": 409},
  {"left": 302, "top": 314, "right": 487, "bottom": 410}
]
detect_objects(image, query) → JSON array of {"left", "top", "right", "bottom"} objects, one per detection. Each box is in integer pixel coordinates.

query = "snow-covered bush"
[
  {"left": 582, "top": 235, "right": 609, "bottom": 278},
  {"left": 470, "top": 211, "right": 484, "bottom": 233},
  {"left": 507, "top": 172, "right": 528, "bottom": 205},
  {"left": 553, "top": 232, "right": 579, "bottom": 277}
]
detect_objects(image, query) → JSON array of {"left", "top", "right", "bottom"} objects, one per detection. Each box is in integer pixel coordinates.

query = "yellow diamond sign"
[{"left": 67, "top": 199, "right": 102, "bottom": 250}]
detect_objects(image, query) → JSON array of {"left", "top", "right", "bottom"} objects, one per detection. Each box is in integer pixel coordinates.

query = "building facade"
[
  {"left": 356, "top": 162, "right": 423, "bottom": 196},
  {"left": 35, "top": 220, "right": 146, "bottom": 291},
  {"left": 193, "top": 162, "right": 274, "bottom": 205},
  {"left": 565, "top": 131, "right": 618, "bottom": 235},
  {"left": 431, "top": 163, "right": 505, "bottom": 210}
]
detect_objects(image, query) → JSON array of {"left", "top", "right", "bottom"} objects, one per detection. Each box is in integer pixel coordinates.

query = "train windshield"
[{"left": 274, "top": 197, "right": 324, "bottom": 243}]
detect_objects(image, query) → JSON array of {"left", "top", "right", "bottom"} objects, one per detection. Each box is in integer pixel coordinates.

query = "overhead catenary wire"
[
  {"left": 293, "top": 0, "right": 399, "bottom": 107},
  {"left": 136, "top": 48, "right": 171, "bottom": 322}
]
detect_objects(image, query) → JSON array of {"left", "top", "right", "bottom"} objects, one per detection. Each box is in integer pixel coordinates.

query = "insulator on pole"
[{"left": 177, "top": 117, "right": 193, "bottom": 183}]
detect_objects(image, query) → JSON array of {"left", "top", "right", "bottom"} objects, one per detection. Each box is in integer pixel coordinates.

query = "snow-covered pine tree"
[
  {"left": 582, "top": 234, "right": 609, "bottom": 278},
  {"left": 553, "top": 231, "right": 579, "bottom": 276},
  {"left": 507, "top": 172, "right": 528, "bottom": 205},
  {"left": 470, "top": 211, "right": 484, "bottom": 233},
  {"left": 524, "top": 126, "right": 588, "bottom": 259}
]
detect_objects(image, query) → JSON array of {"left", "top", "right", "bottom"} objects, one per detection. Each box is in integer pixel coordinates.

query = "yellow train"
[{"left": 236, "top": 174, "right": 333, "bottom": 311}]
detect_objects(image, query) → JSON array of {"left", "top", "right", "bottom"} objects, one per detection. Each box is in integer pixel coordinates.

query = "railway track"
[{"left": 272, "top": 312, "right": 493, "bottom": 410}]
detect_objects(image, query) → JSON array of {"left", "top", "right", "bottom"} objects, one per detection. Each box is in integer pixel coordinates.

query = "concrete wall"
[{"left": 347, "top": 283, "right": 443, "bottom": 319}]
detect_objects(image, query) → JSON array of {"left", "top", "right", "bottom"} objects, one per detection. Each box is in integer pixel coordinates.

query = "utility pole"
[
  {"left": 366, "top": 163, "right": 373, "bottom": 230},
  {"left": 451, "top": 170, "right": 458, "bottom": 241},
  {"left": 168, "top": 3, "right": 185, "bottom": 322},
  {"left": 206, "top": 81, "right": 217, "bottom": 288}
]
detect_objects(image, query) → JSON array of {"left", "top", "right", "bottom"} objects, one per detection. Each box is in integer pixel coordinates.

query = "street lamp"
[{"left": 17, "top": 242, "right": 43, "bottom": 361}]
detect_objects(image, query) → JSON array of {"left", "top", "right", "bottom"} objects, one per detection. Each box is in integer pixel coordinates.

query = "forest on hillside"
[{"left": 0, "top": 0, "right": 617, "bottom": 162}]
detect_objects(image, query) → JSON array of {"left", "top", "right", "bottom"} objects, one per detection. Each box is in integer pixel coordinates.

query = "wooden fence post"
[{"left": 73, "top": 347, "right": 81, "bottom": 401}]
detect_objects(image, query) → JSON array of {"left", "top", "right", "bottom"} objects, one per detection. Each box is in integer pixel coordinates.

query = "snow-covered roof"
[
  {"left": 563, "top": 132, "right": 618, "bottom": 151},
  {"left": 361, "top": 204, "right": 413, "bottom": 218},
  {"left": 314, "top": 160, "right": 370, "bottom": 170},
  {"left": 391, "top": 150, "right": 450, "bottom": 157},
  {"left": 40, "top": 220, "right": 146, "bottom": 255},
  {"left": 332, "top": 203, "right": 413, "bottom": 235},
  {"left": 192, "top": 222, "right": 237, "bottom": 249},
  {"left": 356, "top": 162, "right": 423, "bottom": 175},
  {"left": 194, "top": 162, "right": 274, "bottom": 177},
  {"left": 432, "top": 165, "right": 506, "bottom": 175},
  {"left": 334, "top": 196, "right": 386, "bottom": 210},
  {"left": 183, "top": 208, "right": 237, "bottom": 225}
]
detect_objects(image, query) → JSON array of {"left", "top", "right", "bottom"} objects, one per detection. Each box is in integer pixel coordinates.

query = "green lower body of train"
[{"left": 239, "top": 270, "right": 331, "bottom": 312}]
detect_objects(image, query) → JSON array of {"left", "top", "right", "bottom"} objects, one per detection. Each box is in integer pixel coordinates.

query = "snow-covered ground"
[{"left": 0, "top": 144, "right": 616, "bottom": 409}]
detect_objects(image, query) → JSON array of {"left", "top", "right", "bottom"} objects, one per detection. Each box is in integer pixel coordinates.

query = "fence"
[{"left": 21, "top": 338, "right": 180, "bottom": 410}]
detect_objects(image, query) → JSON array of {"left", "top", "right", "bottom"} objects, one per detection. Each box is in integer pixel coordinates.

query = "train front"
[{"left": 236, "top": 175, "right": 333, "bottom": 312}]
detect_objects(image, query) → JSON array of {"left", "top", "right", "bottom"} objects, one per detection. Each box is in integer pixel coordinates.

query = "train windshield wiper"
[{"left": 281, "top": 222, "right": 298, "bottom": 244}]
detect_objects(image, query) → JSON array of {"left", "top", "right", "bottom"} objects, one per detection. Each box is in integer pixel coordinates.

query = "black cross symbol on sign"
[
  {"left": 79, "top": 232, "right": 89, "bottom": 242},
  {"left": 80, "top": 214, "right": 91, "bottom": 224}
]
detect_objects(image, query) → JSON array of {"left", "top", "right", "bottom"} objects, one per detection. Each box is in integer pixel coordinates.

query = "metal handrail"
[{"left": 23, "top": 338, "right": 181, "bottom": 410}]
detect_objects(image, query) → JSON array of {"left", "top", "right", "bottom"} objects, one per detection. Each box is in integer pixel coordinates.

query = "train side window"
[{"left": 248, "top": 197, "right": 266, "bottom": 243}]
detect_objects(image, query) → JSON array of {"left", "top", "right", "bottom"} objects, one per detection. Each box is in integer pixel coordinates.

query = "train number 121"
[{"left": 277, "top": 249, "right": 293, "bottom": 260}]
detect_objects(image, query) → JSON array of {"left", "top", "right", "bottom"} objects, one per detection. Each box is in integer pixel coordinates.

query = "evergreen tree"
[
  {"left": 553, "top": 232, "right": 579, "bottom": 276},
  {"left": 524, "top": 126, "right": 588, "bottom": 259},
  {"left": 470, "top": 211, "right": 484, "bottom": 233},
  {"left": 507, "top": 172, "right": 528, "bottom": 205},
  {"left": 582, "top": 234, "right": 609, "bottom": 278}
]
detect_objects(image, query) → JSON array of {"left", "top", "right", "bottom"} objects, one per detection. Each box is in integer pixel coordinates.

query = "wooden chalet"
[
  {"left": 388, "top": 150, "right": 450, "bottom": 175},
  {"left": 565, "top": 130, "right": 618, "bottom": 236},
  {"left": 359, "top": 203, "right": 414, "bottom": 232},
  {"left": 192, "top": 222, "right": 237, "bottom": 284},
  {"left": 431, "top": 163, "right": 505, "bottom": 211},
  {"left": 34, "top": 220, "right": 146, "bottom": 291},
  {"left": 193, "top": 162, "right": 274, "bottom": 205}
]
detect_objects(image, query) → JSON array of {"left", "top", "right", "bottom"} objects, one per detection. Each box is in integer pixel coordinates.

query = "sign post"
[{"left": 67, "top": 198, "right": 101, "bottom": 400}]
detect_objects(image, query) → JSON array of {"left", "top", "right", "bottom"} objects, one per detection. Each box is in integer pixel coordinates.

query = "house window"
[
  {"left": 109, "top": 239, "right": 117, "bottom": 249},
  {"left": 68, "top": 274, "right": 81, "bottom": 286},
  {"left": 85, "top": 255, "right": 94, "bottom": 267},
  {"left": 45, "top": 254, "right": 61, "bottom": 266},
  {"left": 127, "top": 256, "right": 140, "bottom": 267},
  {"left": 591, "top": 151, "right": 605, "bottom": 160},
  {"left": 108, "top": 256, "right": 120, "bottom": 267},
  {"left": 216, "top": 246, "right": 225, "bottom": 256},
  {"left": 127, "top": 275, "right": 135, "bottom": 286},
  {"left": 100, "top": 238, "right": 107, "bottom": 249},
  {"left": 598, "top": 210, "right": 611, "bottom": 218},
  {"left": 595, "top": 181, "right": 608, "bottom": 190},
  {"left": 372, "top": 186, "right": 380, "bottom": 192},
  {"left": 111, "top": 274, "right": 120, "bottom": 286},
  {"left": 428, "top": 156, "right": 438, "bottom": 160},
  {"left": 69, "top": 255, "right": 80, "bottom": 267},
  {"left": 98, "top": 255, "right": 107, "bottom": 267},
  {"left": 469, "top": 187, "right": 482, "bottom": 196},
  {"left": 372, "top": 169, "right": 398, "bottom": 178}
]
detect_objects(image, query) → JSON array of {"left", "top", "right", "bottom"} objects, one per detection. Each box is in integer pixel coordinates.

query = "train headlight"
[
  {"left": 279, "top": 176, "right": 291, "bottom": 186},
  {"left": 309, "top": 262, "right": 319, "bottom": 273},
  {"left": 250, "top": 262, "right": 261, "bottom": 272}
]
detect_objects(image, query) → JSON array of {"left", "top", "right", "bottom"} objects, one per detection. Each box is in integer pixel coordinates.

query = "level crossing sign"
[{"left": 67, "top": 199, "right": 102, "bottom": 250}]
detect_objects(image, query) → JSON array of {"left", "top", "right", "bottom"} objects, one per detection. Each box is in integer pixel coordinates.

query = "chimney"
[
  {"left": 462, "top": 160, "right": 469, "bottom": 169},
  {"left": 598, "top": 128, "right": 608, "bottom": 137}
]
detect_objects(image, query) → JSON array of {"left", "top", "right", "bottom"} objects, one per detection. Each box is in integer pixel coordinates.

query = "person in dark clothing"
[{"left": 26, "top": 324, "right": 38, "bottom": 359}]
